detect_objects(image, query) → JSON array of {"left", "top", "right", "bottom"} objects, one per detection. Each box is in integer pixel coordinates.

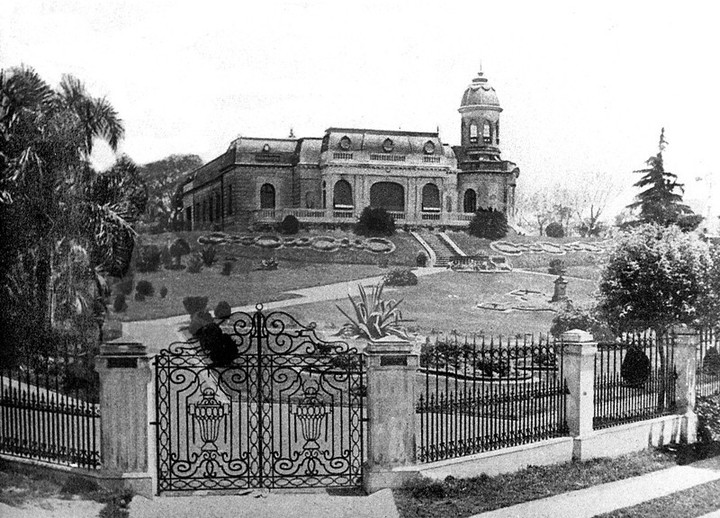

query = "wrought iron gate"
[{"left": 155, "top": 305, "right": 365, "bottom": 493}]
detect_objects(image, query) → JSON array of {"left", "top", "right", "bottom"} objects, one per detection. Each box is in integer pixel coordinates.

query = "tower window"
[
  {"left": 496, "top": 121, "right": 500, "bottom": 144},
  {"left": 469, "top": 122, "right": 478, "bottom": 144},
  {"left": 483, "top": 121, "right": 492, "bottom": 144}
]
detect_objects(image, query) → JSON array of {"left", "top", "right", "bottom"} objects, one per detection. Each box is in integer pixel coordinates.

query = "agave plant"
[{"left": 335, "top": 281, "right": 408, "bottom": 340}]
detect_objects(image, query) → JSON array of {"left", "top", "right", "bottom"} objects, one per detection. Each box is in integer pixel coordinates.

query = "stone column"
[
  {"left": 94, "top": 340, "right": 152, "bottom": 497},
  {"left": 561, "top": 329, "right": 597, "bottom": 459},
  {"left": 672, "top": 325, "right": 699, "bottom": 443},
  {"left": 363, "top": 336, "right": 419, "bottom": 493}
]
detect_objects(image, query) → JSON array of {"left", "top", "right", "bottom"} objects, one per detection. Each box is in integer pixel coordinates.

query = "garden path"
[{"left": 123, "top": 267, "right": 446, "bottom": 354}]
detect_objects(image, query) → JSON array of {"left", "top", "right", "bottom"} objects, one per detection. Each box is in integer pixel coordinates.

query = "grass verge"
[
  {"left": 393, "top": 449, "right": 678, "bottom": 518},
  {"left": 0, "top": 461, "right": 133, "bottom": 517}
]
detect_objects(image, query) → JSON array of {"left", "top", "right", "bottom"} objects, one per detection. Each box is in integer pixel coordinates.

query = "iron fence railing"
[
  {"left": 593, "top": 331, "right": 676, "bottom": 430},
  {"left": 416, "top": 334, "right": 568, "bottom": 464},
  {"left": 0, "top": 335, "right": 101, "bottom": 469},
  {"left": 697, "top": 328, "right": 720, "bottom": 398}
]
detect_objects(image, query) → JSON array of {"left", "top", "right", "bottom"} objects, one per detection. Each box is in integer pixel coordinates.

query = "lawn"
[
  {"left": 112, "top": 260, "right": 385, "bottom": 321},
  {"left": 282, "top": 269, "right": 598, "bottom": 337},
  {"left": 596, "top": 478, "right": 720, "bottom": 517},
  {"left": 393, "top": 449, "right": 678, "bottom": 518}
]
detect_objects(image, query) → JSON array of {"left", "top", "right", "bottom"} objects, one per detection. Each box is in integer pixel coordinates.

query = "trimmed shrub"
[
  {"left": 621, "top": 346, "right": 651, "bottom": 387},
  {"left": 221, "top": 261, "right": 233, "bottom": 276},
  {"left": 548, "top": 259, "right": 566, "bottom": 275},
  {"left": 183, "top": 296, "right": 208, "bottom": 316},
  {"left": 703, "top": 347, "right": 720, "bottom": 375},
  {"left": 198, "top": 324, "right": 238, "bottom": 366},
  {"left": 468, "top": 208, "right": 508, "bottom": 240},
  {"left": 136, "top": 244, "right": 162, "bottom": 272},
  {"left": 186, "top": 253, "right": 203, "bottom": 273},
  {"left": 113, "top": 293, "right": 127, "bottom": 313},
  {"left": 200, "top": 245, "right": 217, "bottom": 267},
  {"left": 134, "top": 292, "right": 145, "bottom": 302},
  {"left": 383, "top": 268, "right": 418, "bottom": 286},
  {"left": 545, "top": 222, "right": 565, "bottom": 238},
  {"left": 159, "top": 286, "right": 168, "bottom": 298},
  {"left": 115, "top": 276, "right": 134, "bottom": 296},
  {"left": 188, "top": 311, "right": 213, "bottom": 336},
  {"left": 279, "top": 214, "right": 300, "bottom": 235},
  {"left": 355, "top": 207, "right": 396, "bottom": 237},
  {"left": 550, "top": 302, "right": 615, "bottom": 342},
  {"left": 160, "top": 245, "right": 173, "bottom": 268},
  {"left": 416, "top": 251, "right": 428, "bottom": 267},
  {"left": 136, "top": 280, "right": 154, "bottom": 297},
  {"left": 169, "top": 238, "right": 191, "bottom": 266},
  {"left": 214, "top": 301, "right": 232, "bottom": 319}
]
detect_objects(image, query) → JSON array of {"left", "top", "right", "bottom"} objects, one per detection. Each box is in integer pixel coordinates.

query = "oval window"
[{"left": 382, "top": 138, "right": 394, "bottom": 152}]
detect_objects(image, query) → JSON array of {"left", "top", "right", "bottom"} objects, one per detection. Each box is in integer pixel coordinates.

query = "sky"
[{"left": 2, "top": 0, "right": 719, "bottom": 225}]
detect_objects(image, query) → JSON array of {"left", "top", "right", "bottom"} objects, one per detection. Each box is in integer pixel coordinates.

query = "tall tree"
[
  {"left": 139, "top": 154, "right": 202, "bottom": 229},
  {"left": 627, "top": 128, "right": 692, "bottom": 226},
  {"left": 0, "top": 66, "right": 137, "bottom": 350}
]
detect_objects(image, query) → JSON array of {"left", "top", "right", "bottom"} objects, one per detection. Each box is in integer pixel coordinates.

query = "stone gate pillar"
[
  {"left": 672, "top": 325, "right": 699, "bottom": 442},
  {"left": 95, "top": 340, "right": 152, "bottom": 497},
  {"left": 561, "top": 329, "right": 597, "bottom": 460},
  {"left": 363, "top": 336, "right": 419, "bottom": 493}
]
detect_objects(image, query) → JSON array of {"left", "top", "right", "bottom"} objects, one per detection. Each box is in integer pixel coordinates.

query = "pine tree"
[{"left": 627, "top": 128, "right": 692, "bottom": 226}]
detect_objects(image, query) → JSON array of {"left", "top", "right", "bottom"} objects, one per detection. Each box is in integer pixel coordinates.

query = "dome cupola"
[{"left": 459, "top": 65, "right": 501, "bottom": 112}]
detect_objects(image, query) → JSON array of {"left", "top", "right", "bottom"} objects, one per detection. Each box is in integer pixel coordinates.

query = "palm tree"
[{"left": 1, "top": 66, "right": 140, "bottom": 350}]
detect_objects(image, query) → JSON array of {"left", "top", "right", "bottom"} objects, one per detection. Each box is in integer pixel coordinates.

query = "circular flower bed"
[
  {"left": 198, "top": 235, "right": 227, "bottom": 245},
  {"left": 294, "top": 237, "right": 312, "bottom": 248},
  {"left": 538, "top": 242, "right": 566, "bottom": 255},
  {"left": 254, "top": 235, "right": 283, "bottom": 248},
  {"left": 364, "top": 237, "right": 396, "bottom": 254},
  {"left": 311, "top": 236, "right": 340, "bottom": 252},
  {"left": 490, "top": 241, "right": 523, "bottom": 256}
]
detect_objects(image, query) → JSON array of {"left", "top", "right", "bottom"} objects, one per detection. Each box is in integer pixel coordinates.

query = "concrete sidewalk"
[
  {"left": 128, "top": 488, "right": 399, "bottom": 518},
  {"left": 471, "top": 456, "right": 720, "bottom": 518}
]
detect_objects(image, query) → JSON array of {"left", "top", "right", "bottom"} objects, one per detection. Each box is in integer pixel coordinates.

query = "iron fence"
[
  {"left": 593, "top": 331, "right": 676, "bottom": 430},
  {"left": 0, "top": 332, "right": 101, "bottom": 469},
  {"left": 416, "top": 334, "right": 568, "bottom": 463},
  {"left": 697, "top": 328, "right": 720, "bottom": 397}
]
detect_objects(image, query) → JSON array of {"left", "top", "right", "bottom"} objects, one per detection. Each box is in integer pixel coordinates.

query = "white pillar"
[
  {"left": 672, "top": 324, "right": 699, "bottom": 443},
  {"left": 363, "top": 337, "right": 419, "bottom": 493},
  {"left": 561, "top": 329, "right": 597, "bottom": 459}
]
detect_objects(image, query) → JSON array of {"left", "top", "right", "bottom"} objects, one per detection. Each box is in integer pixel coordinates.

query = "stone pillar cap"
[
  {"left": 560, "top": 329, "right": 595, "bottom": 343},
  {"left": 100, "top": 338, "right": 147, "bottom": 357}
]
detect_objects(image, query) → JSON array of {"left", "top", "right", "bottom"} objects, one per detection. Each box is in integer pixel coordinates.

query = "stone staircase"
[{"left": 419, "top": 232, "right": 459, "bottom": 267}]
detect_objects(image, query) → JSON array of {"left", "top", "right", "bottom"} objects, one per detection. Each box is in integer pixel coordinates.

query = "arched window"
[
  {"left": 495, "top": 121, "right": 500, "bottom": 144},
  {"left": 322, "top": 181, "right": 327, "bottom": 209},
  {"left": 421, "top": 183, "right": 441, "bottom": 212},
  {"left": 370, "top": 182, "right": 404, "bottom": 212},
  {"left": 260, "top": 183, "right": 275, "bottom": 209},
  {"left": 463, "top": 189, "right": 477, "bottom": 213},
  {"left": 483, "top": 121, "right": 492, "bottom": 144},
  {"left": 202, "top": 200, "right": 208, "bottom": 222},
  {"left": 333, "top": 180, "right": 353, "bottom": 209},
  {"left": 469, "top": 122, "right": 478, "bottom": 144},
  {"left": 194, "top": 203, "right": 200, "bottom": 223}
]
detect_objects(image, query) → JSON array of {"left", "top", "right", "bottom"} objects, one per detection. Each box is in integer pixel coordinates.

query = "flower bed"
[
  {"left": 491, "top": 240, "right": 608, "bottom": 257},
  {"left": 255, "top": 235, "right": 283, "bottom": 248},
  {"left": 364, "top": 237, "right": 396, "bottom": 254},
  {"left": 311, "top": 236, "right": 340, "bottom": 252}
]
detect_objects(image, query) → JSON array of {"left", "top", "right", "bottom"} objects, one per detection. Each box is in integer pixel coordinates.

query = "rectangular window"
[{"left": 227, "top": 185, "right": 233, "bottom": 215}]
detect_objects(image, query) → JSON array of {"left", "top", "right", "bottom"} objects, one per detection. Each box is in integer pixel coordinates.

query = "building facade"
[{"left": 181, "top": 66, "right": 520, "bottom": 230}]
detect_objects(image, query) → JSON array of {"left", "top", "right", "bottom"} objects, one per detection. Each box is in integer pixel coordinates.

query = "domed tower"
[
  {"left": 454, "top": 64, "right": 519, "bottom": 219},
  {"left": 459, "top": 64, "right": 502, "bottom": 160}
]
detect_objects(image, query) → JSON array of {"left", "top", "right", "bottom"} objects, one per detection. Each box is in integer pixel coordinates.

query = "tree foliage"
[
  {"left": 139, "top": 154, "right": 202, "bottom": 230},
  {"left": 597, "top": 224, "right": 714, "bottom": 333},
  {"left": 627, "top": 129, "right": 694, "bottom": 227},
  {"left": 0, "top": 66, "right": 137, "bottom": 360},
  {"left": 355, "top": 207, "right": 396, "bottom": 236},
  {"left": 468, "top": 207, "right": 508, "bottom": 239}
]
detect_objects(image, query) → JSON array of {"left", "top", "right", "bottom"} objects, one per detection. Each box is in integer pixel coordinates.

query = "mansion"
[{"left": 181, "top": 66, "right": 520, "bottom": 230}]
